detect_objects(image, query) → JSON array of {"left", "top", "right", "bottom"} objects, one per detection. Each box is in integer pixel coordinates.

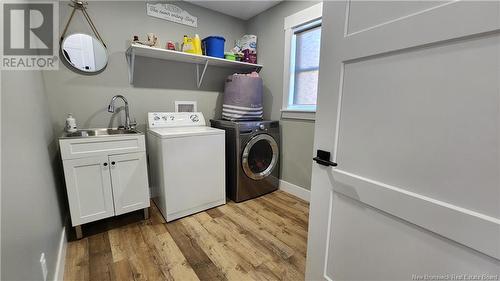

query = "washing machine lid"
[{"left": 148, "top": 126, "right": 224, "bottom": 139}]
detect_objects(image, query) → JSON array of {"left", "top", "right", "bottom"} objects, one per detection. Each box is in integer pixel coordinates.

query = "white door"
[
  {"left": 306, "top": 1, "right": 500, "bottom": 280},
  {"left": 109, "top": 152, "right": 150, "bottom": 215},
  {"left": 63, "top": 155, "right": 115, "bottom": 225}
]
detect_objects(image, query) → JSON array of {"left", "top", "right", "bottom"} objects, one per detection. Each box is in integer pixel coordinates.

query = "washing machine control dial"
[
  {"left": 154, "top": 115, "right": 160, "bottom": 121},
  {"left": 190, "top": 114, "right": 199, "bottom": 122}
]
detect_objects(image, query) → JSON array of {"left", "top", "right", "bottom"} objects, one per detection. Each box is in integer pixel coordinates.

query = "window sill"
[{"left": 281, "top": 109, "right": 316, "bottom": 121}]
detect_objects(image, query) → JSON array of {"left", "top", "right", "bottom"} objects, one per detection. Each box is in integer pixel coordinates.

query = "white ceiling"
[{"left": 185, "top": 1, "right": 283, "bottom": 20}]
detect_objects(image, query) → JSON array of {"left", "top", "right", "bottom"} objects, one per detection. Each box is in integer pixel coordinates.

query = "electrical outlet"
[{"left": 40, "top": 253, "right": 48, "bottom": 281}]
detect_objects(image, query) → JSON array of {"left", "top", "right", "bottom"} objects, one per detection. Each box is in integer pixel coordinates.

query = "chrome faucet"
[{"left": 107, "top": 95, "right": 136, "bottom": 129}]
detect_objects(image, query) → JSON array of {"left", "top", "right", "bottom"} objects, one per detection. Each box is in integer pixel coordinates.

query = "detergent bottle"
[
  {"left": 182, "top": 35, "right": 196, "bottom": 54},
  {"left": 193, "top": 34, "right": 203, "bottom": 55}
]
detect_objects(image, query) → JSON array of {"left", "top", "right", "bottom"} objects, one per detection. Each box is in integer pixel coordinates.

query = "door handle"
[{"left": 313, "top": 150, "right": 337, "bottom": 167}]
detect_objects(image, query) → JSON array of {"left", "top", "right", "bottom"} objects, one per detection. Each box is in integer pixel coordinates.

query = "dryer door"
[{"left": 242, "top": 134, "right": 279, "bottom": 180}]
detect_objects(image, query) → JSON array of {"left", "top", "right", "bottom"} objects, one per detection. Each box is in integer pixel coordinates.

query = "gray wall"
[
  {"left": 44, "top": 1, "right": 247, "bottom": 133},
  {"left": 247, "top": 1, "right": 319, "bottom": 190},
  {"left": 1, "top": 70, "right": 65, "bottom": 281}
]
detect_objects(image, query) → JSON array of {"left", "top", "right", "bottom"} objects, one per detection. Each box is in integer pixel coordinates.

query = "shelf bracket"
[
  {"left": 126, "top": 48, "right": 135, "bottom": 84},
  {"left": 196, "top": 60, "right": 209, "bottom": 88}
]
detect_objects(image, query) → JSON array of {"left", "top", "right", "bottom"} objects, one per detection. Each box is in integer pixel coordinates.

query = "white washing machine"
[{"left": 147, "top": 112, "right": 226, "bottom": 222}]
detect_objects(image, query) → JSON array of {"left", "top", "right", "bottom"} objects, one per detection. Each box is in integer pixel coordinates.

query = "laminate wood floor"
[{"left": 64, "top": 191, "right": 309, "bottom": 281}]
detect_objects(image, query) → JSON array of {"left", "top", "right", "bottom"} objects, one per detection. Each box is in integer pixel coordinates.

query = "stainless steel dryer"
[{"left": 210, "top": 119, "right": 280, "bottom": 202}]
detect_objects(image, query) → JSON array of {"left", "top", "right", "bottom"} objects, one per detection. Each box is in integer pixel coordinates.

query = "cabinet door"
[
  {"left": 63, "top": 155, "right": 115, "bottom": 225},
  {"left": 109, "top": 152, "right": 150, "bottom": 215}
]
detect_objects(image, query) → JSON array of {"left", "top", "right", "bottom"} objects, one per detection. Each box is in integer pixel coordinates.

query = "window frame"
[{"left": 282, "top": 2, "right": 323, "bottom": 120}]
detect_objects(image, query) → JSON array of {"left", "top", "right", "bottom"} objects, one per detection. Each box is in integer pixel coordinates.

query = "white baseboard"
[
  {"left": 279, "top": 180, "right": 311, "bottom": 202},
  {"left": 53, "top": 227, "right": 67, "bottom": 281}
]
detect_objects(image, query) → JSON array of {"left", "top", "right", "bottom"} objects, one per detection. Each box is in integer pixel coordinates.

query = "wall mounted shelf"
[{"left": 125, "top": 44, "right": 263, "bottom": 88}]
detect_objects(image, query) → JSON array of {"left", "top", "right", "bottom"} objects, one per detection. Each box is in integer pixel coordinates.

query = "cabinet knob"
[
  {"left": 103, "top": 162, "right": 108, "bottom": 167},
  {"left": 111, "top": 161, "right": 116, "bottom": 166}
]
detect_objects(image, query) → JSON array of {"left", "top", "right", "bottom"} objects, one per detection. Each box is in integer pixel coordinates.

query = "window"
[
  {"left": 291, "top": 21, "right": 321, "bottom": 108},
  {"left": 282, "top": 3, "right": 322, "bottom": 120}
]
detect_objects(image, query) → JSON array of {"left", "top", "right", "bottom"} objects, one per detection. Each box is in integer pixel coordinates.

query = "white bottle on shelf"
[{"left": 65, "top": 113, "right": 77, "bottom": 133}]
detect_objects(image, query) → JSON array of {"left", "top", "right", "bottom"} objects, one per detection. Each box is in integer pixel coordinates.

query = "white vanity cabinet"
[{"left": 59, "top": 133, "right": 150, "bottom": 238}]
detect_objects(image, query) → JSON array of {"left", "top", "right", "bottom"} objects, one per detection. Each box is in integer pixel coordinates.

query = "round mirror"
[{"left": 61, "top": 33, "right": 108, "bottom": 74}]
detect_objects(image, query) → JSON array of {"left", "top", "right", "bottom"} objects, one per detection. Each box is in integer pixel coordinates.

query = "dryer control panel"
[{"left": 148, "top": 112, "right": 206, "bottom": 128}]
